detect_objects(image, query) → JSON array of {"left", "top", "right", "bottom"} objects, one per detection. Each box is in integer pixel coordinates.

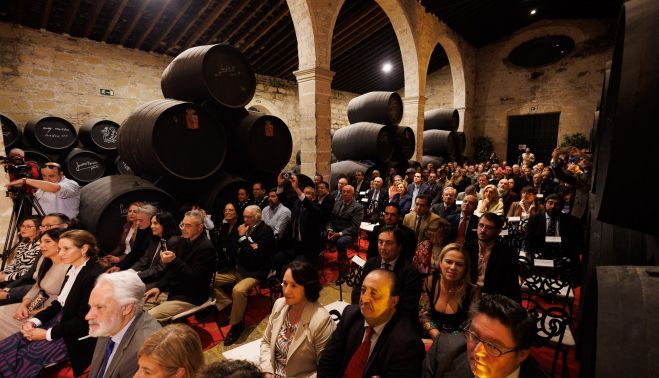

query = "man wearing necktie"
[
  {"left": 351, "top": 226, "right": 421, "bottom": 318},
  {"left": 87, "top": 271, "right": 161, "bottom": 378},
  {"left": 446, "top": 194, "right": 479, "bottom": 244},
  {"left": 365, "top": 177, "right": 386, "bottom": 223},
  {"left": 318, "top": 270, "right": 425, "bottom": 377},
  {"left": 403, "top": 195, "right": 441, "bottom": 242}
]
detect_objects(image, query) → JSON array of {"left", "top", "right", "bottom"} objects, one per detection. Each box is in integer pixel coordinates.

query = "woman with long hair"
[
  {"left": 507, "top": 185, "right": 542, "bottom": 220},
  {"left": 413, "top": 218, "right": 451, "bottom": 275},
  {"left": 390, "top": 181, "right": 413, "bottom": 215},
  {"left": 476, "top": 184, "right": 504, "bottom": 216},
  {"left": 0, "top": 229, "right": 69, "bottom": 339},
  {"left": 260, "top": 261, "right": 335, "bottom": 377},
  {"left": 0, "top": 230, "right": 104, "bottom": 377},
  {"left": 134, "top": 324, "right": 204, "bottom": 378},
  {"left": 419, "top": 243, "right": 478, "bottom": 339},
  {"left": 126, "top": 211, "right": 181, "bottom": 286},
  {"left": 0, "top": 216, "right": 42, "bottom": 293},
  {"left": 214, "top": 202, "right": 241, "bottom": 272},
  {"left": 104, "top": 201, "right": 143, "bottom": 261}
]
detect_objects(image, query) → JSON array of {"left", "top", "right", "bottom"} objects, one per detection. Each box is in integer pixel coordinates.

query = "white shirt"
[
  {"left": 34, "top": 176, "right": 81, "bottom": 219},
  {"left": 103, "top": 315, "right": 138, "bottom": 372},
  {"left": 262, "top": 203, "right": 292, "bottom": 237}
]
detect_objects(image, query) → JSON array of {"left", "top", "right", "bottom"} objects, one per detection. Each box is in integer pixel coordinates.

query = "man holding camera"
[{"left": 6, "top": 160, "right": 80, "bottom": 219}]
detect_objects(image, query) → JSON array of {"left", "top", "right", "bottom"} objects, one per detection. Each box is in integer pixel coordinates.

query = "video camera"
[{"left": 1, "top": 155, "right": 40, "bottom": 196}]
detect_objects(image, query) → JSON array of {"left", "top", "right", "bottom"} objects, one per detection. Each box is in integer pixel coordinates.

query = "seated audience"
[
  {"left": 106, "top": 201, "right": 142, "bottom": 258},
  {"left": 134, "top": 324, "right": 204, "bottom": 378},
  {"left": 419, "top": 244, "right": 478, "bottom": 339},
  {"left": 102, "top": 205, "right": 155, "bottom": 270},
  {"left": 214, "top": 202, "right": 241, "bottom": 272},
  {"left": 318, "top": 270, "right": 425, "bottom": 377},
  {"left": 407, "top": 172, "right": 431, "bottom": 205},
  {"left": 86, "top": 271, "right": 161, "bottom": 377},
  {"left": 431, "top": 187, "right": 459, "bottom": 218},
  {"left": 127, "top": 211, "right": 180, "bottom": 286},
  {"left": 463, "top": 213, "right": 521, "bottom": 303},
  {"left": 364, "top": 177, "right": 387, "bottom": 223},
  {"left": 325, "top": 185, "right": 363, "bottom": 261},
  {"left": 446, "top": 194, "right": 479, "bottom": 245},
  {"left": 404, "top": 195, "right": 441, "bottom": 241},
  {"left": 236, "top": 187, "right": 251, "bottom": 221},
  {"left": 250, "top": 181, "right": 269, "bottom": 209},
  {"left": 498, "top": 178, "right": 520, "bottom": 216},
  {"left": 145, "top": 210, "right": 216, "bottom": 322},
  {"left": 422, "top": 294, "right": 547, "bottom": 378},
  {"left": 262, "top": 187, "right": 292, "bottom": 240},
  {"left": 526, "top": 194, "right": 584, "bottom": 263},
  {"left": 476, "top": 184, "right": 504, "bottom": 216},
  {"left": 201, "top": 360, "right": 262, "bottom": 378},
  {"left": 413, "top": 217, "right": 451, "bottom": 275},
  {"left": 260, "top": 261, "right": 335, "bottom": 377},
  {"left": 352, "top": 226, "right": 422, "bottom": 318},
  {"left": 366, "top": 203, "right": 416, "bottom": 260},
  {"left": 39, "top": 213, "right": 71, "bottom": 232},
  {"left": 388, "top": 175, "right": 403, "bottom": 201},
  {"left": 0, "top": 216, "right": 41, "bottom": 290},
  {"left": 507, "top": 186, "right": 541, "bottom": 219},
  {"left": 214, "top": 205, "right": 276, "bottom": 346},
  {"left": 0, "top": 230, "right": 104, "bottom": 377},
  {"left": 391, "top": 180, "right": 413, "bottom": 215},
  {"left": 0, "top": 229, "right": 68, "bottom": 339},
  {"left": 314, "top": 181, "right": 335, "bottom": 228}
]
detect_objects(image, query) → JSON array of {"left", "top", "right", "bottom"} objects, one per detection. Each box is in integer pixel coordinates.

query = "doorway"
[{"left": 506, "top": 112, "right": 560, "bottom": 165}]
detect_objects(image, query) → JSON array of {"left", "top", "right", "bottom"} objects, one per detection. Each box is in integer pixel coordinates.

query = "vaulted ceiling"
[{"left": 1, "top": 0, "right": 621, "bottom": 94}]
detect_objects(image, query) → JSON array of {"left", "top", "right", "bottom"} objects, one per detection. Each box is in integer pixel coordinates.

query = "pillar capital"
[{"left": 294, "top": 67, "right": 335, "bottom": 84}]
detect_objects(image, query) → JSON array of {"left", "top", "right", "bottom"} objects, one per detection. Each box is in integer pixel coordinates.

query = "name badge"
[
  {"left": 361, "top": 198, "right": 368, "bottom": 203},
  {"left": 534, "top": 259, "right": 554, "bottom": 268},
  {"left": 455, "top": 200, "right": 463, "bottom": 205},
  {"left": 536, "top": 193, "right": 544, "bottom": 199},
  {"left": 519, "top": 250, "right": 527, "bottom": 258},
  {"left": 500, "top": 229, "right": 509, "bottom": 236},
  {"left": 351, "top": 255, "right": 366, "bottom": 267},
  {"left": 359, "top": 191, "right": 367, "bottom": 195},
  {"left": 545, "top": 236, "right": 561, "bottom": 243},
  {"left": 507, "top": 216, "right": 521, "bottom": 222}
]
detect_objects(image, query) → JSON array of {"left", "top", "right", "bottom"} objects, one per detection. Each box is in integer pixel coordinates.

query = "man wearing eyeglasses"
[
  {"left": 6, "top": 162, "right": 80, "bottom": 219},
  {"left": 422, "top": 294, "right": 547, "bottom": 378}
]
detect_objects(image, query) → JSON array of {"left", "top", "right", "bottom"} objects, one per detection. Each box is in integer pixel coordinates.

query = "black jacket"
[
  {"left": 237, "top": 221, "right": 276, "bottom": 281},
  {"left": 446, "top": 213, "right": 479, "bottom": 244},
  {"left": 464, "top": 240, "right": 521, "bottom": 303},
  {"left": 366, "top": 223, "right": 417, "bottom": 260}
]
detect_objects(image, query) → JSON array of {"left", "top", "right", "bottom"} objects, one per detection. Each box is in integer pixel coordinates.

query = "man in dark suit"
[
  {"left": 87, "top": 271, "right": 161, "bottom": 378},
  {"left": 498, "top": 178, "right": 520, "bottom": 216},
  {"left": 367, "top": 203, "right": 416, "bottom": 260},
  {"left": 422, "top": 294, "right": 548, "bottom": 378},
  {"left": 431, "top": 187, "right": 459, "bottom": 218},
  {"left": 315, "top": 181, "right": 335, "bottom": 228},
  {"left": 364, "top": 176, "right": 388, "bottom": 223},
  {"left": 318, "top": 270, "right": 425, "bottom": 378},
  {"left": 446, "top": 194, "right": 479, "bottom": 244},
  {"left": 463, "top": 213, "right": 521, "bottom": 303},
  {"left": 332, "top": 177, "right": 349, "bottom": 202},
  {"left": 145, "top": 210, "right": 216, "bottom": 321},
  {"left": 525, "top": 194, "right": 584, "bottom": 262},
  {"left": 249, "top": 181, "right": 269, "bottom": 209},
  {"left": 326, "top": 185, "right": 363, "bottom": 261},
  {"left": 352, "top": 170, "right": 370, "bottom": 201},
  {"left": 352, "top": 226, "right": 421, "bottom": 317},
  {"left": 286, "top": 175, "right": 322, "bottom": 264},
  {"left": 407, "top": 172, "right": 430, "bottom": 205}
]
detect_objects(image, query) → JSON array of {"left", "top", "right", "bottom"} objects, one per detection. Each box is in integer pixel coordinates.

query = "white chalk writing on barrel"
[
  {"left": 214, "top": 64, "right": 241, "bottom": 78},
  {"left": 119, "top": 201, "right": 161, "bottom": 216},
  {"left": 42, "top": 126, "right": 72, "bottom": 138},
  {"left": 75, "top": 161, "right": 101, "bottom": 172},
  {"left": 101, "top": 127, "right": 118, "bottom": 144}
]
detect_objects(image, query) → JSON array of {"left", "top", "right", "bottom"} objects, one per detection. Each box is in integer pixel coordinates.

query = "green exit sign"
[{"left": 100, "top": 89, "right": 114, "bottom": 96}]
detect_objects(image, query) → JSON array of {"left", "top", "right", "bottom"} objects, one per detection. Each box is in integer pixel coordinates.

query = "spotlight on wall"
[
  {"left": 529, "top": 8, "right": 537, "bottom": 15},
  {"left": 382, "top": 62, "right": 393, "bottom": 73}
]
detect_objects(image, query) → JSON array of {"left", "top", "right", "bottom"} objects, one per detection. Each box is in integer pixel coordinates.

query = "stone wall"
[{"left": 424, "top": 65, "right": 454, "bottom": 110}]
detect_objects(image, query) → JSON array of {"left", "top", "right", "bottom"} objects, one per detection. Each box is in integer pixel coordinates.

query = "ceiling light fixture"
[
  {"left": 530, "top": 9, "right": 537, "bottom": 15},
  {"left": 382, "top": 62, "right": 393, "bottom": 73}
]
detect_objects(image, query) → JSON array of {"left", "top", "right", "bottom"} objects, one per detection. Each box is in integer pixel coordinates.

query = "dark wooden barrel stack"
[
  {"left": 331, "top": 91, "right": 415, "bottom": 184},
  {"left": 423, "top": 108, "right": 463, "bottom": 162}
]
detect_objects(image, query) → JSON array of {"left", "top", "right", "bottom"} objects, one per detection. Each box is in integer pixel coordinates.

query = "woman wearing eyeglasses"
[
  {"left": 259, "top": 261, "right": 335, "bottom": 378},
  {"left": 0, "top": 216, "right": 42, "bottom": 301},
  {"left": 419, "top": 243, "right": 478, "bottom": 340}
]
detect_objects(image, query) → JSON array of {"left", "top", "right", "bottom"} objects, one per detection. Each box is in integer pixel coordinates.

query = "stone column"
[
  {"left": 402, "top": 95, "right": 426, "bottom": 162},
  {"left": 294, "top": 67, "right": 335, "bottom": 180}
]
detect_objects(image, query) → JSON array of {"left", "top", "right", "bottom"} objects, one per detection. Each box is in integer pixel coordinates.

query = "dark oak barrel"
[
  {"left": 79, "top": 175, "right": 177, "bottom": 254},
  {"left": 61, "top": 148, "right": 106, "bottom": 184},
  {"left": 332, "top": 123, "right": 395, "bottom": 163},
  {"left": 118, "top": 99, "right": 227, "bottom": 180},
  {"left": 24, "top": 149, "right": 52, "bottom": 169},
  {"left": 393, "top": 126, "right": 416, "bottom": 161},
  {"left": 330, "top": 160, "right": 370, "bottom": 189},
  {"left": 347, "top": 91, "right": 403, "bottom": 126},
  {"left": 161, "top": 44, "right": 256, "bottom": 108},
  {"left": 423, "top": 108, "right": 459, "bottom": 131},
  {"left": 114, "top": 156, "right": 134, "bottom": 176},
  {"left": 422, "top": 155, "right": 444, "bottom": 167},
  {"left": 1, "top": 113, "right": 21, "bottom": 151},
  {"left": 203, "top": 173, "right": 250, "bottom": 219},
  {"left": 423, "top": 129, "right": 456, "bottom": 159},
  {"left": 24, "top": 116, "right": 77, "bottom": 153},
  {"left": 79, "top": 119, "right": 120, "bottom": 153},
  {"left": 455, "top": 131, "right": 466, "bottom": 155}
]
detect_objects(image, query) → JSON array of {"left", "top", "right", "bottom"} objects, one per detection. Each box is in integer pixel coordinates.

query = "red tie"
[
  {"left": 343, "top": 326, "right": 374, "bottom": 378},
  {"left": 455, "top": 216, "right": 467, "bottom": 244}
]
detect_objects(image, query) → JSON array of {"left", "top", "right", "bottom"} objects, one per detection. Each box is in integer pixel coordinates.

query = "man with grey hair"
[
  {"left": 144, "top": 209, "right": 216, "bottom": 322},
  {"left": 86, "top": 271, "right": 161, "bottom": 378},
  {"left": 215, "top": 205, "right": 276, "bottom": 346},
  {"left": 104, "top": 204, "right": 156, "bottom": 271}
]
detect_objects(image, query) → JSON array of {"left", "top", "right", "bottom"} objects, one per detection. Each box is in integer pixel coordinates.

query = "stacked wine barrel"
[
  {"left": 330, "top": 91, "right": 415, "bottom": 186},
  {"left": 1, "top": 113, "right": 122, "bottom": 185},
  {"left": 422, "top": 108, "right": 465, "bottom": 163}
]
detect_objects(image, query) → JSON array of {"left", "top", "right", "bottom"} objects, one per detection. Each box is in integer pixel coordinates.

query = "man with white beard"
[{"left": 86, "top": 271, "right": 161, "bottom": 378}]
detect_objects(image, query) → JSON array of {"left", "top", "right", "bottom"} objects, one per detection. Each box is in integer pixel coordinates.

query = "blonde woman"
[
  {"left": 475, "top": 184, "right": 504, "bottom": 216},
  {"left": 134, "top": 324, "right": 204, "bottom": 378}
]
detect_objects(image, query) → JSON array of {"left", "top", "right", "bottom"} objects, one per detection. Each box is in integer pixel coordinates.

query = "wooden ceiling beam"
[
  {"left": 183, "top": 1, "right": 232, "bottom": 49},
  {"left": 332, "top": 3, "right": 380, "bottom": 41},
  {"left": 148, "top": 0, "right": 194, "bottom": 51},
  {"left": 272, "top": 55, "right": 299, "bottom": 78},
  {"left": 119, "top": 0, "right": 151, "bottom": 45},
  {"left": 40, "top": 0, "right": 53, "bottom": 29},
  {"left": 332, "top": 17, "right": 389, "bottom": 59},
  {"left": 102, "top": 0, "right": 130, "bottom": 42},
  {"left": 168, "top": 0, "right": 213, "bottom": 52},
  {"left": 223, "top": 1, "right": 268, "bottom": 44},
  {"left": 83, "top": 0, "right": 106, "bottom": 38},
  {"left": 244, "top": 23, "right": 292, "bottom": 62},
  {"left": 332, "top": 32, "right": 398, "bottom": 67},
  {"left": 238, "top": 6, "right": 289, "bottom": 51},
  {"left": 135, "top": 0, "right": 171, "bottom": 49},
  {"left": 63, "top": 0, "right": 81, "bottom": 34},
  {"left": 203, "top": 1, "right": 249, "bottom": 45}
]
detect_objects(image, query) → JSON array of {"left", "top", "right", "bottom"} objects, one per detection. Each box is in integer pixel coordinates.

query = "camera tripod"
[{"left": 1, "top": 188, "right": 44, "bottom": 270}]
